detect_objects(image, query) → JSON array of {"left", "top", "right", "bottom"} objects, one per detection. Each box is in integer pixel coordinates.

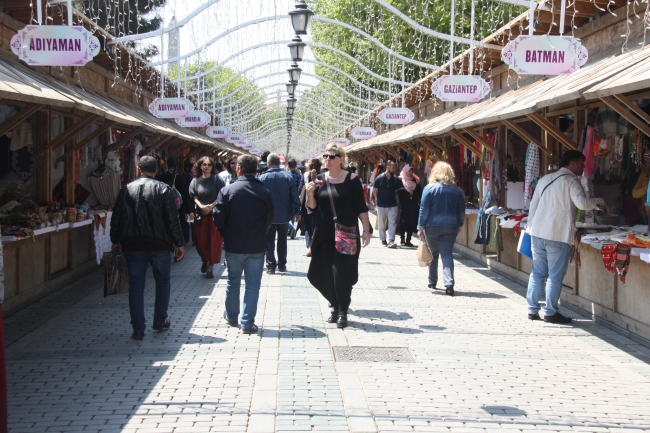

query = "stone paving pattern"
[{"left": 6, "top": 214, "right": 650, "bottom": 432}]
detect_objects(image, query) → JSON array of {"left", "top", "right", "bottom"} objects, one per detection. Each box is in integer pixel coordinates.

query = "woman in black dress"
[{"left": 305, "top": 144, "right": 372, "bottom": 328}]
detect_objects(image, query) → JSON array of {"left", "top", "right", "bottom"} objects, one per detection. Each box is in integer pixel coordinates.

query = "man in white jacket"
[{"left": 526, "top": 150, "right": 609, "bottom": 323}]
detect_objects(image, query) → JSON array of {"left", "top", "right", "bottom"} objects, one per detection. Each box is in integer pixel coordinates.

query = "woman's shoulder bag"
[{"left": 325, "top": 176, "right": 359, "bottom": 255}]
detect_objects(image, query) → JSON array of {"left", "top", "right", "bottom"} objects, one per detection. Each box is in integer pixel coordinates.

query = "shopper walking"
[
  {"left": 110, "top": 156, "right": 185, "bottom": 341},
  {"left": 398, "top": 164, "right": 422, "bottom": 247},
  {"left": 189, "top": 156, "right": 225, "bottom": 278},
  {"left": 159, "top": 156, "right": 191, "bottom": 245},
  {"left": 305, "top": 144, "right": 372, "bottom": 328},
  {"left": 259, "top": 153, "right": 301, "bottom": 274},
  {"left": 372, "top": 160, "right": 402, "bottom": 248},
  {"left": 301, "top": 158, "right": 322, "bottom": 256},
  {"left": 286, "top": 158, "right": 304, "bottom": 239},
  {"left": 219, "top": 155, "right": 238, "bottom": 186},
  {"left": 526, "top": 150, "right": 609, "bottom": 323},
  {"left": 214, "top": 155, "right": 274, "bottom": 334},
  {"left": 417, "top": 162, "right": 465, "bottom": 296}
]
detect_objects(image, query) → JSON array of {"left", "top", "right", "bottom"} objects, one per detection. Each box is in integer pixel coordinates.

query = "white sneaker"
[{"left": 387, "top": 241, "right": 398, "bottom": 249}]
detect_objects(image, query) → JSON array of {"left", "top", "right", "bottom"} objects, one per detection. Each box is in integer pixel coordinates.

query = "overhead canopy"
[{"left": 0, "top": 55, "right": 240, "bottom": 153}]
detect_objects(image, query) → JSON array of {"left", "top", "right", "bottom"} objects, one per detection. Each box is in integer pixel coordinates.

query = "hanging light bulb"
[
  {"left": 287, "top": 97, "right": 297, "bottom": 109},
  {"left": 289, "top": 0, "right": 315, "bottom": 35},
  {"left": 288, "top": 62, "right": 302, "bottom": 82},
  {"left": 288, "top": 35, "right": 306, "bottom": 62}
]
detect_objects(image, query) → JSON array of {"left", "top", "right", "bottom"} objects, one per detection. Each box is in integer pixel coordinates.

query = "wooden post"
[
  {"left": 64, "top": 118, "right": 76, "bottom": 203},
  {"left": 32, "top": 109, "right": 52, "bottom": 203},
  {"left": 498, "top": 124, "right": 506, "bottom": 206}
]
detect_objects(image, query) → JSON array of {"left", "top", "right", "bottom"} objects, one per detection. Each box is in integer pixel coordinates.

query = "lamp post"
[
  {"left": 286, "top": 82, "right": 297, "bottom": 96},
  {"left": 287, "top": 107, "right": 295, "bottom": 115},
  {"left": 288, "top": 63, "right": 302, "bottom": 82},
  {"left": 288, "top": 35, "right": 306, "bottom": 62},
  {"left": 289, "top": 0, "right": 314, "bottom": 35},
  {"left": 287, "top": 97, "right": 297, "bottom": 109}
]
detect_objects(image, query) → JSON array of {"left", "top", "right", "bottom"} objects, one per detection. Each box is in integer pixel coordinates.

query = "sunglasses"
[
  {"left": 322, "top": 154, "right": 340, "bottom": 160},
  {"left": 230, "top": 162, "right": 237, "bottom": 165},
  {"left": 201, "top": 163, "right": 213, "bottom": 167}
]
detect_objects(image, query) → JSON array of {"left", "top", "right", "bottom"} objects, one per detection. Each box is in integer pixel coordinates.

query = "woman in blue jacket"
[{"left": 417, "top": 162, "right": 465, "bottom": 296}]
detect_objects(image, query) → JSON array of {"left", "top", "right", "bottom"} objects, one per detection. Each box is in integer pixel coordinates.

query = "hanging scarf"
[
  {"left": 400, "top": 164, "right": 417, "bottom": 192},
  {"left": 615, "top": 244, "right": 632, "bottom": 284},
  {"left": 524, "top": 142, "right": 540, "bottom": 209}
]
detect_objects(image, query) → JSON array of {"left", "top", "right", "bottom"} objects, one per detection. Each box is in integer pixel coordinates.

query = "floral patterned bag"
[{"left": 326, "top": 178, "right": 358, "bottom": 255}]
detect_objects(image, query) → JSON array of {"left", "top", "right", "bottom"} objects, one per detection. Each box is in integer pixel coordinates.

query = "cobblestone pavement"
[{"left": 6, "top": 215, "right": 650, "bottom": 432}]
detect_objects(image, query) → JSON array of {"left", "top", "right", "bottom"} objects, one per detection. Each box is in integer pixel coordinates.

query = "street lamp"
[
  {"left": 288, "top": 35, "right": 306, "bottom": 62},
  {"left": 287, "top": 107, "right": 295, "bottom": 115},
  {"left": 287, "top": 97, "right": 297, "bottom": 109},
  {"left": 288, "top": 62, "right": 302, "bottom": 82},
  {"left": 286, "top": 82, "right": 297, "bottom": 96},
  {"left": 289, "top": 0, "right": 315, "bottom": 35}
]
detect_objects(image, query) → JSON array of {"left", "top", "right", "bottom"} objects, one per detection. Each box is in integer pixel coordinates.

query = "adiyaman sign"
[
  {"left": 11, "top": 25, "right": 100, "bottom": 67},
  {"left": 206, "top": 126, "right": 231, "bottom": 139},
  {"left": 176, "top": 111, "right": 210, "bottom": 128},
  {"left": 148, "top": 98, "right": 193, "bottom": 119},
  {"left": 431, "top": 75, "right": 491, "bottom": 103},
  {"left": 378, "top": 107, "right": 415, "bottom": 125},
  {"left": 350, "top": 127, "right": 377, "bottom": 140},
  {"left": 501, "top": 35, "right": 588, "bottom": 75}
]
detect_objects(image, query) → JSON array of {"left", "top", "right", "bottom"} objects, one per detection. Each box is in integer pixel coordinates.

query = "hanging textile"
[
  {"left": 489, "top": 135, "right": 501, "bottom": 201},
  {"left": 93, "top": 211, "right": 113, "bottom": 264},
  {"left": 524, "top": 142, "right": 540, "bottom": 209},
  {"left": 487, "top": 215, "right": 503, "bottom": 252},
  {"left": 583, "top": 125, "right": 596, "bottom": 179}
]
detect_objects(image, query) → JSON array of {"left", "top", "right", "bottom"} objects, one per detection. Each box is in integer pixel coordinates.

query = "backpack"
[{"left": 170, "top": 174, "right": 183, "bottom": 209}]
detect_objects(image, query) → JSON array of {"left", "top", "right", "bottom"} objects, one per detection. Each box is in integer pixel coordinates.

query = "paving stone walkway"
[{"left": 6, "top": 214, "right": 650, "bottom": 432}]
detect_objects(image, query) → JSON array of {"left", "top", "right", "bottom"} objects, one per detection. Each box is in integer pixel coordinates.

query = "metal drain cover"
[{"left": 332, "top": 346, "right": 415, "bottom": 363}]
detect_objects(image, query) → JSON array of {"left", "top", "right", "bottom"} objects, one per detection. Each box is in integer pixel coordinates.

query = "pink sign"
[
  {"left": 226, "top": 133, "right": 244, "bottom": 144},
  {"left": 148, "top": 98, "right": 193, "bottom": 119},
  {"left": 350, "top": 127, "right": 377, "bottom": 140},
  {"left": 333, "top": 138, "right": 350, "bottom": 146},
  {"left": 431, "top": 75, "right": 491, "bottom": 102},
  {"left": 10, "top": 25, "right": 100, "bottom": 67},
  {"left": 501, "top": 35, "right": 588, "bottom": 75},
  {"left": 175, "top": 111, "right": 210, "bottom": 127},
  {"left": 378, "top": 107, "right": 415, "bottom": 125},
  {"left": 206, "top": 126, "right": 231, "bottom": 139}
]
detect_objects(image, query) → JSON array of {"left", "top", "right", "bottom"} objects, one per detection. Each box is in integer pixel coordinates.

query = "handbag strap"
[
  {"left": 325, "top": 177, "right": 338, "bottom": 223},
  {"left": 171, "top": 173, "right": 177, "bottom": 189},
  {"left": 540, "top": 174, "right": 569, "bottom": 198}
]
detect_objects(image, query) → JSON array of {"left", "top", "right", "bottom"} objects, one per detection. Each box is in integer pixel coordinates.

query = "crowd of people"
[{"left": 109, "top": 146, "right": 600, "bottom": 340}]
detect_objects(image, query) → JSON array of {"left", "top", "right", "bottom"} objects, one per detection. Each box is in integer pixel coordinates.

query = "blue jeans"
[
  {"left": 424, "top": 226, "right": 459, "bottom": 288},
  {"left": 225, "top": 251, "right": 265, "bottom": 329},
  {"left": 526, "top": 236, "right": 572, "bottom": 316},
  {"left": 266, "top": 223, "right": 288, "bottom": 269},
  {"left": 123, "top": 250, "right": 172, "bottom": 332}
]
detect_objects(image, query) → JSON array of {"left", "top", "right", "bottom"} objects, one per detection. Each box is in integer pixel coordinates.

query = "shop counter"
[{"left": 2, "top": 221, "right": 98, "bottom": 314}]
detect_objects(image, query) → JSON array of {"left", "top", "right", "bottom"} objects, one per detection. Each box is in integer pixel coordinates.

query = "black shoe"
[
  {"left": 327, "top": 311, "right": 339, "bottom": 323},
  {"left": 405, "top": 241, "right": 415, "bottom": 247},
  {"left": 278, "top": 267, "right": 287, "bottom": 273},
  {"left": 544, "top": 312, "right": 572, "bottom": 324},
  {"left": 381, "top": 240, "right": 387, "bottom": 246},
  {"left": 132, "top": 331, "right": 144, "bottom": 340},
  {"left": 290, "top": 227, "right": 297, "bottom": 239},
  {"left": 400, "top": 240, "right": 406, "bottom": 246},
  {"left": 242, "top": 324, "right": 259, "bottom": 334},
  {"left": 201, "top": 262, "right": 207, "bottom": 273},
  {"left": 428, "top": 283, "right": 437, "bottom": 290},
  {"left": 152, "top": 319, "right": 170, "bottom": 331},
  {"left": 445, "top": 286, "right": 454, "bottom": 296},
  {"left": 337, "top": 313, "right": 348, "bottom": 328},
  {"left": 528, "top": 313, "right": 541, "bottom": 321},
  {"left": 223, "top": 311, "right": 238, "bottom": 327},
  {"left": 266, "top": 268, "right": 275, "bottom": 275}
]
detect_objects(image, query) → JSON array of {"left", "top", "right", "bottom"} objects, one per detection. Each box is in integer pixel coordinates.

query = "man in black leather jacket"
[{"left": 110, "top": 156, "right": 185, "bottom": 341}]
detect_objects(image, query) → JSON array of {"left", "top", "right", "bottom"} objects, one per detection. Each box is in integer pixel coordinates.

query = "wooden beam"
[
  {"left": 400, "top": 141, "right": 420, "bottom": 155},
  {"left": 42, "top": 113, "right": 101, "bottom": 153},
  {"left": 187, "top": 145, "right": 210, "bottom": 160},
  {"left": 168, "top": 143, "right": 189, "bottom": 157},
  {"left": 501, "top": 119, "right": 552, "bottom": 155},
  {"left": 462, "top": 128, "right": 496, "bottom": 153},
  {"left": 448, "top": 129, "right": 481, "bottom": 155},
  {"left": 526, "top": 112, "right": 577, "bottom": 151},
  {"left": 380, "top": 145, "right": 400, "bottom": 160},
  {"left": 0, "top": 104, "right": 44, "bottom": 137},
  {"left": 141, "top": 134, "right": 166, "bottom": 153},
  {"left": 104, "top": 127, "right": 145, "bottom": 156},
  {"left": 611, "top": 94, "right": 650, "bottom": 138},
  {"left": 73, "top": 121, "right": 116, "bottom": 152},
  {"left": 418, "top": 139, "right": 443, "bottom": 159},
  {"left": 151, "top": 136, "right": 175, "bottom": 153}
]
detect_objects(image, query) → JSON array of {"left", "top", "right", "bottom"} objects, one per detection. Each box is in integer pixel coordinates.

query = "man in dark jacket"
[
  {"left": 110, "top": 156, "right": 185, "bottom": 341},
  {"left": 259, "top": 153, "right": 301, "bottom": 274},
  {"left": 214, "top": 155, "right": 274, "bottom": 334}
]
